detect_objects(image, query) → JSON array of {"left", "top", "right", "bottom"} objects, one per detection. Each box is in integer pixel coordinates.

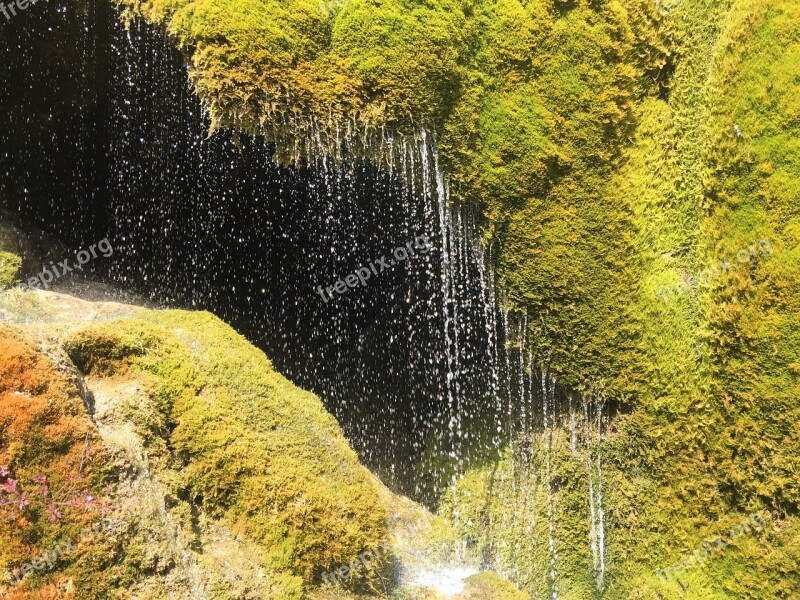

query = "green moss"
[
  {"left": 459, "top": 571, "right": 527, "bottom": 599},
  {"left": 699, "top": 0, "right": 800, "bottom": 512},
  {"left": 0, "top": 251, "right": 21, "bottom": 289},
  {"left": 65, "top": 327, "right": 152, "bottom": 376},
  {"left": 435, "top": 0, "right": 800, "bottom": 596},
  {"left": 114, "top": 0, "right": 477, "bottom": 161},
  {"left": 439, "top": 435, "right": 603, "bottom": 599},
  {"left": 64, "top": 310, "right": 390, "bottom": 597}
]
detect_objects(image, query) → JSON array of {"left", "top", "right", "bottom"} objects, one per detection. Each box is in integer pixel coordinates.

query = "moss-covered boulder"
[
  {"left": 64, "top": 310, "right": 390, "bottom": 596},
  {"left": 0, "top": 301, "right": 393, "bottom": 598}
]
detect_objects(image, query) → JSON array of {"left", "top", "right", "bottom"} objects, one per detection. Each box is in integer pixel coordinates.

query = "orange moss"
[
  {"left": 0, "top": 326, "right": 111, "bottom": 594},
  {"left": 2, "top": 578, "right": 75, "bottom": 599}
]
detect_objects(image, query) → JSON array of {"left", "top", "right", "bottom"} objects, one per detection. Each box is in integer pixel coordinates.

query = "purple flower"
[
  {"left": 0, "top": 478, "right": 18, "bottom": 494},
  {"left": 16, "top": 493, "right": 30, "bottom": 510}
]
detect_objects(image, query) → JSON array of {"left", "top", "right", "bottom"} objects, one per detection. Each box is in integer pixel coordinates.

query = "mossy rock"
[
  {"left": 64, "top": 310, "right": 391, "bottom": 595},
  {"left": 0, "top": 326, "right": 118, "bottom": 596},
  {"left": 115, "top": 0, "right": 474, "bottom": 160}
]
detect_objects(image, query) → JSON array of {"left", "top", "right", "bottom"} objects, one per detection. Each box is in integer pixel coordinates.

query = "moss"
[
  {"left": 457, "top": 571, "right": 527, "bottom": 599},
  {"left": 439, "top": 435, "right": 602, "bottom": 599},
  {"left": 699, "top": 0, "right": 800, "bottom": 514},
  {"left": 64, "top": 310, "right": 390, "bottom": 597},
  {"left": 0, "top": 251, "right": 21, "bottom": 289},
  {"left": 434, "top": 1, "right": 800, "bottom": 596},
  {"left": 113, "top": 0, "right": 477, "bottom": 161},
  {"left": 64, "top": 327, "right": 152, "bottom": 376},
  {"left": 0, "top": 326, "right": 117, "bottom": 597}
]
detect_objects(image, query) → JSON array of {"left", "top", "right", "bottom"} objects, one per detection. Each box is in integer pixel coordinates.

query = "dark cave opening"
[{"left": 0, "top": 0, "right": 508, "bottom": 504}]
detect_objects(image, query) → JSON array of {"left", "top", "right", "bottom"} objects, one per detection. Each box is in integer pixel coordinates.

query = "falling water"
[
  {"left": 585, "top": 400, "right": 600, "bottom": 585},
  {"left": 585, "top": 395, "right": 607, "bottom": 593},
  {"left": 112, "top": 17, "right": 512, "bottom": 504},
  {"left": 569, "top": 393, "right": 578, "bottom": 452},
  {"left": 542, "top": 368, "right": 559, "bottom": 600},
  {"left": 0, "top": 1, "right": 617, "bottom": 594},
  {"left": 595, "top": 398, "right": 607, "bottom": 591},
  {"left": 2, "top": 4, "right": 511, "bottom": 503}
]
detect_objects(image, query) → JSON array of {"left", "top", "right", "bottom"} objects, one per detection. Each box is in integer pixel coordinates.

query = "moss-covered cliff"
[
  {"left": 435, "top": 0, "right": 800, "bottom": 597},
  {"left": 4, "top": 0, "right": 799, "bottom": 596}
]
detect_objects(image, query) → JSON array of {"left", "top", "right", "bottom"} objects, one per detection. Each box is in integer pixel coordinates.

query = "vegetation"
[
  {"left": 457, "top": 572, "right": 528, "bottom": 599},
  {"left": 437, "top": 0, "right": 800, "bottom": 598},
  {"left": 64, "top": 310, "right": 390, "bottom": 597},
  {"left": 0, "top": 308, "right": 393, "bottom": 598},
  {"left": 114, "top": 0, "right": 476, "bottom": 160},
  {"left": 5, "top": 0, "right": 798, "bottom": 596},
  {"left": 0, "top": 326, "right": 120, "bottom": 599},
  {"left": 0, "top": 251, "right": 21, "bottom": 289}
]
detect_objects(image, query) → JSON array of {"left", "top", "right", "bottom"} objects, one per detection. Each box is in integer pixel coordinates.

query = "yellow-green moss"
[
  {"left": 64, "top": 310, "right": 390, "bottom": 597},
  {"left": 0, "top": 251, "right": 21, "bottom": 289},
  {"left": 437, "top": 0, "right": 800, "bottom": 597},
  {"left": 458, "top": 572, "right": 527, "bottom": 599},
  {"left": 114, "top": 0, "right": 477, "bottom": 160},
  {"left": 700, "top": 0, "right": 800, "bottom": 513}
]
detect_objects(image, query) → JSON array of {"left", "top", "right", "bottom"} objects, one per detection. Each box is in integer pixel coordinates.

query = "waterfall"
[
  {"left": 519, "top": 314, "right": 528, "bottom": 435},
  {"left": 585, "top": 395, "right": 606, "bottom": 593},
  {"left": 569, "top": 393, "right": 578, "bottom": 452},
  {"left": 502, "top": 300, "right": 514, "bottom": 440},
  {"left": 585, "top": 400, "right": 599, "bottom": 583},
  {"left": 596, "top": 398, "right": 606, "bottom": 591},
  {"left": 475, "top": 229, "right": 502, "bottom": 453},
  {"left": 107, "top": 12, "right": 512, "bottom": 501},
  {"left": 542, "top": 367, "right": 559, "bottom": 600}
]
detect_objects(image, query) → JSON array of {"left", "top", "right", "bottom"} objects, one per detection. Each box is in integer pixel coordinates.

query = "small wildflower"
[
  {"left": 16, "top": 493, "right": 30, "bottom": 510},
  {"left": 0, "top": 478, "right": 18, "bottom": 494}
]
